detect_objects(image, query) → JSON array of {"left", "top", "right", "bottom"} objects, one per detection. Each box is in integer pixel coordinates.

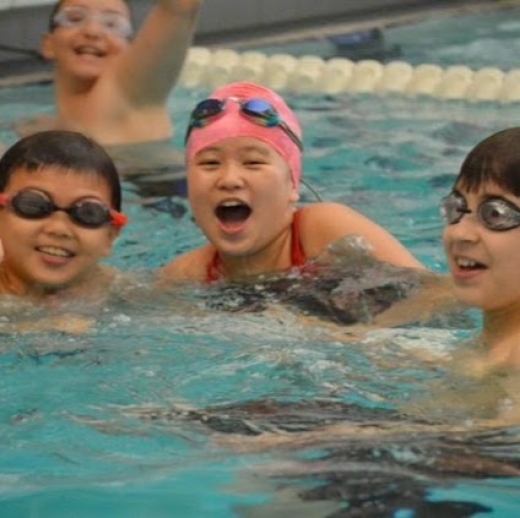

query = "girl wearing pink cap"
[{"left": 160, "top": 81, "right": 423, "bottom": 283}]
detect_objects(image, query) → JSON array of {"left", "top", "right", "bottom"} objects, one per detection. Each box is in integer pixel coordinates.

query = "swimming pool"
[{"left": 2, "top": 5, "right": 520, "bottom": 517}]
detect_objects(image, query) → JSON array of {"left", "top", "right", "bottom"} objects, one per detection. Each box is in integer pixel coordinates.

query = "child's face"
[
  {"left": 187, "top": 136, "right": 299, "bottom": 260},
  {"left": 41, "top": 0, "right": 131, "bottom": 81},
  {"left": 0, "top": 166, "right": 119, "bottom": 294},
  {"left": 442, "top": 183, "right": 520, "bottom": 312}
]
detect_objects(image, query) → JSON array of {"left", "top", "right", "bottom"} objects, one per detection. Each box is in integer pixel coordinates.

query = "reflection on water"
[{"left": 235, "top": 421, "right": 520, "bottom": 517}]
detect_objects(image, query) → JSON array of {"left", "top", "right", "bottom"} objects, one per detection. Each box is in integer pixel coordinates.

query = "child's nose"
[
  {"left": 81, "top": 17, "right": 105, "bottom": 37},
  {"left": 445, "top": 211, "right": 481, "bottom": 242},
  {"left": 42, "top": 210, "right": 75, "bottom": 237},
  {"left": 217, "top": 164, "right": 245, "bottom": 189}
]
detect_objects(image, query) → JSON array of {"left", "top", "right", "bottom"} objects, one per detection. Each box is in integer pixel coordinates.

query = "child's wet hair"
[
  {"left": 455, "top": 127, "right": 520, "bottom": 196},
  {"left": 0, "top": 130, "right": 122, "bottom": 210}
]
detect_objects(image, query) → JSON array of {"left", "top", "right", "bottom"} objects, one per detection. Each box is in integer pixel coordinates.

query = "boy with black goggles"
[
  {"left": 184, "top": 97, "right": 304, "bottom": 151},
  {"left": 440, "top": 191, "right": 520, "bottom": 231},
  {"left": 0, "top": 130, "right": 127, "bottom": 302}
]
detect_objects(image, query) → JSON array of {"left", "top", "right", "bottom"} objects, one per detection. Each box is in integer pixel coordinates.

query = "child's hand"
[{"left": 48, "top": 315, "right": 95, "bottom": 334}]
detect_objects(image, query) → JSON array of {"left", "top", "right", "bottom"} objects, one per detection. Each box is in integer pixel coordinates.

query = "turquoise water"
[
  {"left": 2, "top": 5, "right": 520, "bottom": 517},
  {"left": 239, "top": 4, "right": 520, "bottom": 70}
]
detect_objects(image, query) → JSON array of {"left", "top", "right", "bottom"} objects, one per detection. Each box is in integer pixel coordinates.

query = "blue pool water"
[
  {"left": 239, "top": 4, "right": 520, "bottom": 70},
  {"left": 2, "top": 5, "right": 520, "bottom": 517}
]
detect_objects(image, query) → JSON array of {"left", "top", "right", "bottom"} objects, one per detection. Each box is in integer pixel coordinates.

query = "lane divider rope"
[{"left": 180, "top": 46, "right": 520, "bottom": 102}]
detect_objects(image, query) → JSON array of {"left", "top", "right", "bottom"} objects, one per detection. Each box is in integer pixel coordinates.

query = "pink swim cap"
[{"left": 185, "top": 81, "right": 302, "bottom": 188}]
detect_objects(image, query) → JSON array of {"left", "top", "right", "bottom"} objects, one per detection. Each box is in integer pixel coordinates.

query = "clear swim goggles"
[
  {"left": 440, "top": 190, "right": 520, "bottom": 231},
  {"left": 184, "top": 97, "right": 304, "bottom": 151},
  {"left": 0, "top": 189, "right": 127, "bottom": 229},
  {"left": 52, "top": 5, "right": 133, "bottom": 39}
]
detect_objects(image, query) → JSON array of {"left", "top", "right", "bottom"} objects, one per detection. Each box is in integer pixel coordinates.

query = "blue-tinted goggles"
[
  {"left": 440, "top": 191, "right": 520, "bottom": 231},
  {"left": 184, "top": 97, "right": 303, "bottom": 151}
]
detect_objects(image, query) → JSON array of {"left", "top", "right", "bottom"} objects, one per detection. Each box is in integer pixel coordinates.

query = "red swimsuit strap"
[
  {"left": 206, "top": 248, "right": 222, "bottom": 283},
  {"left": 290, "top": 208, "right": 306, "bottom": 268},
  {"left": 205, "top": 209, "right": 306, "bottom": 283}
]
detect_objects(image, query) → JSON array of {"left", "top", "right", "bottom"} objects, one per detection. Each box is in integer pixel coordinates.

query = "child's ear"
[
  {"left": 289, "top": 186, "right": 300, "bottom": 204},
  {"left": 40, "top": 33, "right": 55, "bottom": 60}
]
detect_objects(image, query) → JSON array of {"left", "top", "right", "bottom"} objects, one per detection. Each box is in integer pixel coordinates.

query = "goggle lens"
[
  {"left": 478, "top": 198, "right": 520, "bottom": 231},
  {"left": 13, "top": 190, "right": 53, "bottom": 218},
  {"left": 440, "top": 192, "right": 468, "bottom": 225},
  {"left": 188, "top": 99, "right": 225, "bottom": 129},
  {"left": 241, "top": 98, "right": 278, "bottom": 126}
]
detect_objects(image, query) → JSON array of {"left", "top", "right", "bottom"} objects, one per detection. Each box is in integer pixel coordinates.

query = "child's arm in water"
[
  {"left": 363, "top": 272, "right": 461, "bottom": 329},
  {"left": 3, "top": 315, "right": 95, "bottom": 335}
]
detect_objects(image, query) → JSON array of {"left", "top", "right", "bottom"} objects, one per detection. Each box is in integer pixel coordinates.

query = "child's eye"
[
  {"left": 65, "top": 11, "right": 86, "bottom": 23},
  {"left": 198, "top": 159, "right": 220, "bottom": 167},
  {"left": 104, "top": 19, "right": 119, "bottom": 29},
  {"left": 244, "top": 159, "right": 266, "bottom": 166}
]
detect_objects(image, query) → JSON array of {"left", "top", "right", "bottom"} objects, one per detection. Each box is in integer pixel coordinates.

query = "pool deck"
[
  {"left": 197, "top": 0, "right": 519, "bottom": 47},
  {"left": 0, "top": 0, "right": 517, "bottom": 88}
]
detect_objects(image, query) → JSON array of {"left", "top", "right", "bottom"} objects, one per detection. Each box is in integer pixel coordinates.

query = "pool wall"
[{"left": 0, "top": 0, "right": 489, "bottom": 64}]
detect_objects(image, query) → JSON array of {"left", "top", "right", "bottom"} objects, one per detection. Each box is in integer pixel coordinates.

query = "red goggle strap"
[{"left": 110, "top": 210, "right": 128, "bottom": 228}]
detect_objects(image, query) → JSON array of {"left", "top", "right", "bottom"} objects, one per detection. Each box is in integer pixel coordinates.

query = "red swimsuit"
[{"left": 205, "top": 209, "right": 306, "bottom": 283}]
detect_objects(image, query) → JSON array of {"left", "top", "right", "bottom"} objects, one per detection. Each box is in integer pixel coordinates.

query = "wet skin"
[{"left": 0, "top": 166, "right": 119, "bottom": 297}]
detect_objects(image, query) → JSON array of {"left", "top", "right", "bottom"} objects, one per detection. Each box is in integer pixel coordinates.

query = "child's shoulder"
[
  {"left": 298, "top": 202, "right": 361, "bottom": 225},
  {"left": 159, "top": 245, "right": 213, "bottom": 283}
]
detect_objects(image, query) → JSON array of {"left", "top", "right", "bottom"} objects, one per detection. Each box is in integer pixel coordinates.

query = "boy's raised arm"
[{"left": 115, "top": 0, "right": 203, "bottom": 104}]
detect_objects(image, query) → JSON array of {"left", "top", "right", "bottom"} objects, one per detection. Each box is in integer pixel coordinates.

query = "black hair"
[
  {"left": 455, "top": 127, "right": 520, "bottom": 197},
  {"left": 0, "top": 130, "right": 122, "bottom": 210},
  {"left": 47, "top": 0, "right": 134, "bottom": 33}
]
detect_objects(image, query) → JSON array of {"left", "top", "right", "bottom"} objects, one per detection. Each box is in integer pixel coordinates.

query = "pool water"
[
  {"left": 237, "top": 4, "right": 520, "bottom": 70},
  {"left": 2, "top": 5, "right": 520, "bottom": 518}
]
